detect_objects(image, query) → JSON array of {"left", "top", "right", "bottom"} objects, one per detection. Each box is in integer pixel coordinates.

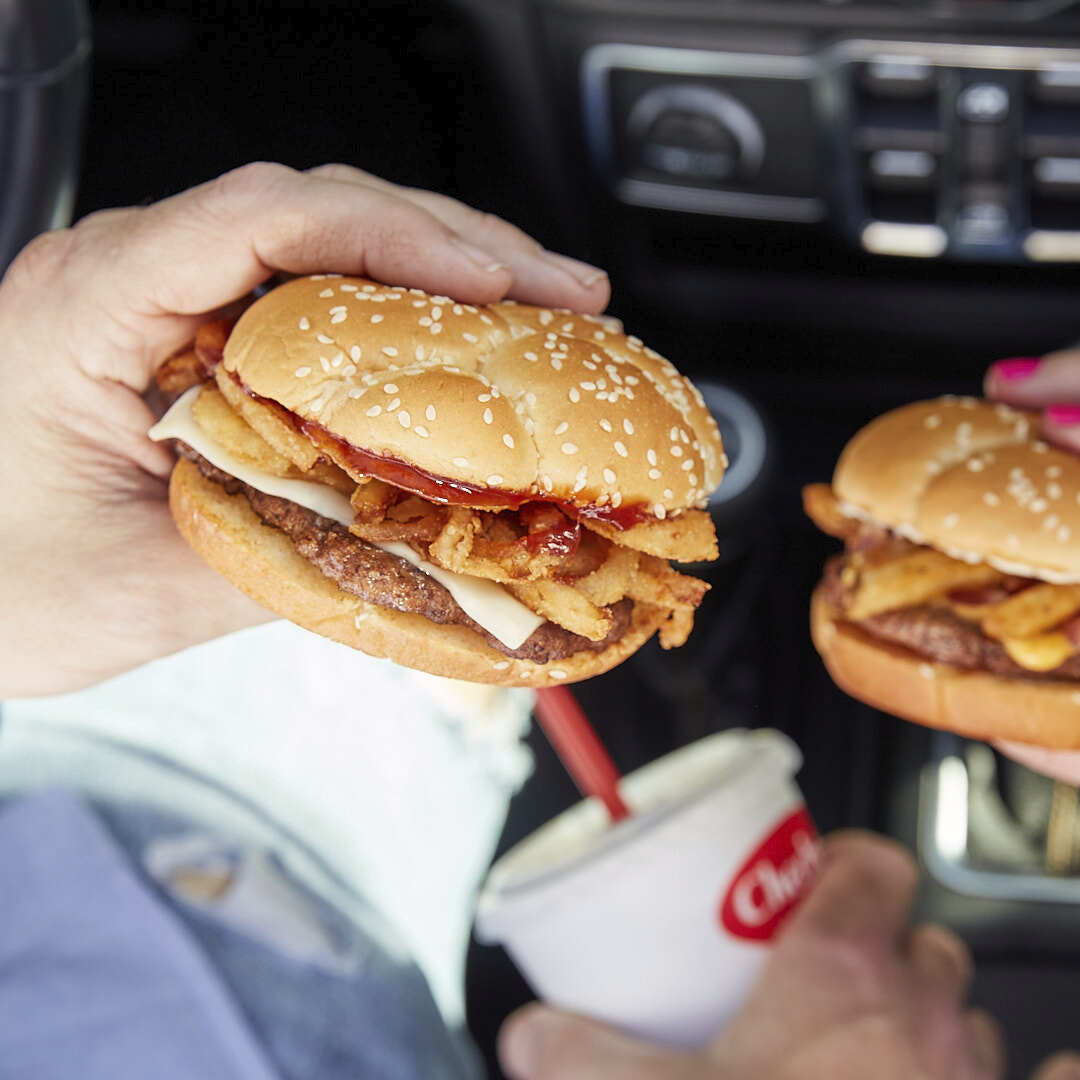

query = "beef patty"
[
  {"left": 179, "top": 446, "right": 633, "bottom": 663},
  {"left": 821, "top": 556, "right": 1080, "bottom": 681}
]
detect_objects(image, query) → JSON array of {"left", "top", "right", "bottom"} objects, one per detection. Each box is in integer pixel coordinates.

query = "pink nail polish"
[
  {"left": 1046, "top": 405, "right": 1080, "bottom": 426},
  {"left": 992, "top": 358, "right": 1041, "bottom": 381}
]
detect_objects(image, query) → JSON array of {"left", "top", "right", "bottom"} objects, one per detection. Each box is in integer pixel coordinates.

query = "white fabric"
[{"left": 1, "top": 620, "right": 534, "bottom": 1027}]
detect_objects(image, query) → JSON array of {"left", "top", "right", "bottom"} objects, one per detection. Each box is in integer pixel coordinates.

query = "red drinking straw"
[{"left": 533, "top": 686, "right": 631, "bottom": 822}]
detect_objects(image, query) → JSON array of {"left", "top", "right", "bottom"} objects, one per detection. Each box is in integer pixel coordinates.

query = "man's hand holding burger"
[{"left": 0, "top": 162, "right": 610, "bottom": 699}]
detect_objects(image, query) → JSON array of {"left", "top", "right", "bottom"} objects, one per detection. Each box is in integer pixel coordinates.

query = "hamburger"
[
  {"left": 806, "top": 395, "right": 1080, "bottom": 749},
  {"left": 149, "top": 275, "right": 726, "bottom": 687}
]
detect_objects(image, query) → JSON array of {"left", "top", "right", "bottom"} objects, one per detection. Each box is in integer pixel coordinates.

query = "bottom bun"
[
  {"left": 811, "top": 584, "right": 1080, "bottom": 749},
  {"left": 169, "top": 458, "right": 665, "bottom": 687}
]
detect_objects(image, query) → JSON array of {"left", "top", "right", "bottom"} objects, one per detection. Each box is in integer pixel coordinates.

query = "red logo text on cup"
[{"left": 719, "top": 806, "right": 820, "bottom": 942}]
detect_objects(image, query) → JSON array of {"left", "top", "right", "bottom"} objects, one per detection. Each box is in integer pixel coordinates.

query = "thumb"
[{"left": 498, "top": 1004, "right": 703, "bottom": 1080}]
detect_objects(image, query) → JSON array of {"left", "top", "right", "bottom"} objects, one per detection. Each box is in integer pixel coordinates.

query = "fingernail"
[
  {"left": 1046, "top": 405, "right": 1080, "bottom": 427},
  {"left": 450, "top": 236, "right": 506, "bottom": 273},
  {"left": 991, "top": 357, "right": 1041, "bottom": 382},
  {"left": 540, "top": 250, "right": 608, "bottom": 288}
]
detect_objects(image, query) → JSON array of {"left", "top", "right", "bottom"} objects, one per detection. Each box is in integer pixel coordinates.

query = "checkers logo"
[{"left": 719, "top": 806, "right": 820, "bottom": 942}]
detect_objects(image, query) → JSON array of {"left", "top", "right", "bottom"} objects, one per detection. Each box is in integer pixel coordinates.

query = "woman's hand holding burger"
[{"left": 0, "top": 162, "right": 609, "bottom": 699}]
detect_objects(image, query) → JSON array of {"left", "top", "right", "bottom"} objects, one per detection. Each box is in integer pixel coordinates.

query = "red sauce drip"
[{"left": 231, "top": 373, "right": 653, "bottom": 530}]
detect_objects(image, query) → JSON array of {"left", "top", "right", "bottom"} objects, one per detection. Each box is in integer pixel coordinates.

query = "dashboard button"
[{"left": 956, "top": 83, "right": 1011, "bottom": 124}]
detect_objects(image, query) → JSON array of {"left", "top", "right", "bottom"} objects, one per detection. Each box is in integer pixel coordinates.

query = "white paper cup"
[{"left": 474, "top": 728, "right": 819, "bottom": 1048}]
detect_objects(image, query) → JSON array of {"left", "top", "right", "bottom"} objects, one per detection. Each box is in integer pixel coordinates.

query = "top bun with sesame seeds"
[
  {"left": 220, "top": 276, "right": 725, "bottom": 537},
  {"left": 805, "top": 396, "right": 1080, "bottom": 749},
  {"left": 150, "top": 275, "right": 725, "bottom": 688}
]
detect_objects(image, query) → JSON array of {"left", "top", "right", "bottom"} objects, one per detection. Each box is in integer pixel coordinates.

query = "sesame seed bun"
[
  {"left": 222, "top": 276, "right": 725, "bottom": 527},
  {"left": 834, "top": 397, "right": 1080, "bottom": 581},
  {"left": 811, "top": 586, "right": 1080, "bottom": 748},
  {"left": 169, "top": 457, "right": 668, "bottom": 688}
]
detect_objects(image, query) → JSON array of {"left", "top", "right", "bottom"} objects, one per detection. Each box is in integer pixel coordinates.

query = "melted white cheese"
[
  {"left": 149, "top": 387, "right": 544, "bottom": 649},
  {"left": 837, "top": 500, "right": 1080, "bottom": 585}
]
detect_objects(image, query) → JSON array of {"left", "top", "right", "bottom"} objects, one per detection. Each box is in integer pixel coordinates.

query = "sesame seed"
[
  {"left": 524, "top": 351, "right": 538, "bottom": 362},
  {"left": 1031, "top": 498, "right": 1049, "bottom": 513},
  {"left": 298, "top": 317, "right": 311, "bottom": 330},
  {"left": 967, "top": 459, "right": 984, "bottom": 472},
  {"left": 550, "top": 357, "right": 563, "bottom": 370},
  {"left": 294, "top": 366, "right": 311, "bottom": 378},
  {"left": 453, "top": 457, "right": 469, "bottom": 467},
  {"left": 414, "top": 426, "right": 429, "bottom": 438},
  {"left": 319, "top": 356, "right": 330, "bottom": 372},
  {"left": 483, "top": 408, "right": 493, "bottom": 425},
  {"left": 664, "top": 488, "right": 674, "bottom": 500},
  {"left": 603, "top": 468, "right": 616, "bottom": 484},
  {"left": 549, "top": 669, "right": 567, "bottom": 680},
  {"left": 568, "top": 388, "right": 581, "bottom": 404},
  {"left": 983, "top": 492, "right": 1000, "bottom": 506},
  {"left": 1049, "top": 483, "right": 1064, "bottom": 500},
  {"left": 919, "top": 663, "right": 935, "bottom": 680},
  {"left": 487, "top": 474, "right": 504, "bottom": 485},
  {"left": 339, "top": 283, "right": 357, "bottom": 292},
  {"left": 463, "top": 332, "right": 478, "bottom": 343},
  {"left": 611, "top": 491, "right": 623, "bottom": 508},
  {"left": 581, "top": 381, "right": 596, "bottom": 391},
  {"left": 398, "top": 411, "right": 411, "bottom": 428},
  {"left": 681, "top": 458, "right": 694, "bottom": 471},
  {"left": 383, "top": 383, "right": 398, "bottom": 394},
  {"left": 382, "top": 346, "right": 398, "bottom": 357},
  {"left": 386, "top": 398, "right": 400, "bottom": 411},
  {"left": 319, "top": 288, "right": 334, "bottom": 298},
  {"left": 413, "top": 299, "right": 427, "bottom": 308},
  {"left": 562, "top": 442, "right": 579, "bottom": 455},
  {"left": 542, "top": 475, "right": 553, "bottom": 491},
  {"left": 503, "top": 434, "right": 515, "bottom": 449},
  {"left": 331, "top": 311, "right": 347, "bottom": 324},
  {"left": 362, "top": 285, "right": 376, "bottom": 293},
  {"left": 623, "top": 419, "right": 634, "bottom": 435},
  {"left": 419, "top": 316, "right": 432, "bottom": 327},
  {"left": 350, "top": 346, "right": 362, "bottom": 362},
  {"left": 922, "top": 414, "right": 941, "bottom": 430},
  {"left": 478, "top": 393, "right": 491, "bottom": 403},
  {"left": 366, "top": 405, "right": 382, "bottom": 417},
  {"left": 331, "top": 352, "right": 343, "bottom": 368},
  {"left": 430, "top": 323, "right": 442, "bottom": 335},
  {"left": 647, "top": 449, "right": 658, "bottom": 466},
  {"left": 493, "top": 660, "right": 510, "bottom": 671},
  {"left": 1007, "top": 534, "right": 1020, "bottom": 548},
  {"left": 654, "top": 504, "right": 667, "bottom": 519},
  {"left": 614, "top": 441, "right": 628, "bottom": 457},
  {"left": 431, "top": 306, "right": 442, "bottom": 321},
  {"left": 1048, "top": 465, "right": 1063, "bottom": 478},
  {"left": 555, "top": 422, "right": 569, "bottom": 435},
  {"left": 371, "top": 314, "right": 384, "bottom": 324},
  {"left": 1060, "top": 526, "right": 1072, "bottom": 543},
  {"left": 671, "top": 446, "right": 683, "bottom": 457},
  {"left": 347, "top": 388, "right": 363, "bottom": 398},
  {"left": 599, "top": 419, "right": 612, "bottom": 433},
  {"left": 1034, "top": 441, "right": 1049, "bottom": 453},
  {"left": 426, "top": 405, "right": 436, "bottom": 421},
  {"left": 354, "top": 613, "right": 369, "bottom": 627}
]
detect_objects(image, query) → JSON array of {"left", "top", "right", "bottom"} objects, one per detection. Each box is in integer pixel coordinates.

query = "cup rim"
[{"left": 475, "top": 728, "right": 802, "bottom": 928}]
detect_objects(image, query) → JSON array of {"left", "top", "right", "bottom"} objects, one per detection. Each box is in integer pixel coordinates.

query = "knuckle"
[
  {"left": 307, "top": 162, "right": 368, "bottom": 183},
  {"left": 806, "top": 936, "right": 890, "bottom": 1005},
  {"left": 4, "top": 227, "right": 76, "bottom": 287},
  {"left": 206, "top": 161, "right": 295, "bottom": 212}
]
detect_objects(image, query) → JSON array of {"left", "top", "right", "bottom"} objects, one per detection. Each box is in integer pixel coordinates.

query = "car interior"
[{"left": 10, "top": 0, "right": 1080, "bottom": 1075}]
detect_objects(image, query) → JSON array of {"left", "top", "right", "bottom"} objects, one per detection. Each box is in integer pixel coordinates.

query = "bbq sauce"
[{"left": 229, "top": 373, "right": 654, "bottom": 532}]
